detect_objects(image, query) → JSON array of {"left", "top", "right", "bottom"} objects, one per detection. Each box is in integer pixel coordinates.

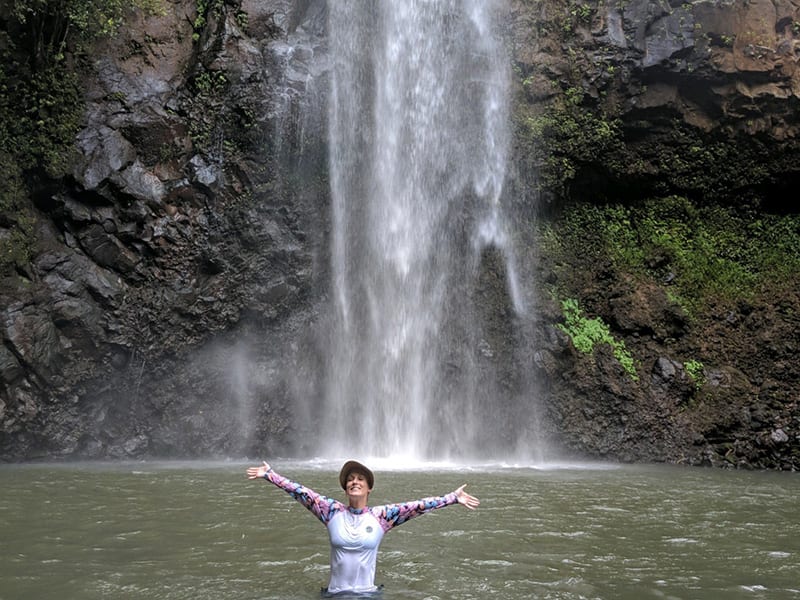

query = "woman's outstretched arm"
[
  {"left": 375, "top": 484, "right": 480, "bottom": 532},
  {"left": 246, "top": 461, "right": 344, "bottom": 524}
]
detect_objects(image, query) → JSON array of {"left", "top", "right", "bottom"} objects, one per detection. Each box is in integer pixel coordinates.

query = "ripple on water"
[
  {"left": 589, "top": 504, "right": 631, "bottom": 513},
  {"left": 663, "top": 537, "right": 701, "bottom": 544},
  {"left": 440, "top": 529, "right": 471, "bottom": 538},
  {"left": 539, "top": 530, "right": 589, "bottom": 538},
  {"left": 257, "top": 559, "right": 302, "bottom": 567},
  {"left": 740, "top": 584, "right": 770, "bottom": 593},
  {"left": 471, "top": 559, "right": 514, "bottom": 568}
]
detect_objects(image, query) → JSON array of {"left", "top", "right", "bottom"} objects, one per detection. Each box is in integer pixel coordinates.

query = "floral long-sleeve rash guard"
[{"left": 263, "top": 468, "right": 458, "bottom": 595}]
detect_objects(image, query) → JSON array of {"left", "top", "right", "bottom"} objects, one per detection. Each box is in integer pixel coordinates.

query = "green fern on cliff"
[
  {"left": 557, "top": 298, "right": 639, "bottom": 382},
  {"left": 683, "top": 359, "right": 706, "bottom": 390}
]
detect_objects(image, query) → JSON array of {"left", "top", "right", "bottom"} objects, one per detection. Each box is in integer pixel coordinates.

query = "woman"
[{"left": 246, "top": 460, "right": 479, "bottom": 597}]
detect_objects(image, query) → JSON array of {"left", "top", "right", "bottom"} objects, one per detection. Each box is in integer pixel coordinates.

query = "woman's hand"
[
  {"left": 454, "top": 484, "right": 480, "bottom": 510},
  {"left": 246, "top": 461, "right": 271, "bottom": 480}
]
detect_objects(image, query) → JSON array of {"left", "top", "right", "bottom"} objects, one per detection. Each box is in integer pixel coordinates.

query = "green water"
[{"left": 0, "top": 461, "right": 797, "bottom": 599}]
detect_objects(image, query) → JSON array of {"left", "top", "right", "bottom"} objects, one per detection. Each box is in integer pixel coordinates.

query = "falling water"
[{"left": 323, "top": 1, "right": 534, "bottom": 461}]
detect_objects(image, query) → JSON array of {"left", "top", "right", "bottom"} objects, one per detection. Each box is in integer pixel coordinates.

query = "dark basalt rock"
[{"left": 1, "top": 0, "right": 798, "bottom": 468}]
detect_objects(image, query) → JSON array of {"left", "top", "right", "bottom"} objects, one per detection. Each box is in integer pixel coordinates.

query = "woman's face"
[{"left": 345, "top": 471, "right": 371, "bottom": 498}]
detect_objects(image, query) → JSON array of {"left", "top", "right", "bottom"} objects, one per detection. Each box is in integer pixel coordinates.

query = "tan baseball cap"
[{"left": 339, "top": 460, "right": 374, "bottom": 490}]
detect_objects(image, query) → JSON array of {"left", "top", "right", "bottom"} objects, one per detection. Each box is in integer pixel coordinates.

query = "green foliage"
[
  {"left": 0, "top": 59, "right": 84, "bottom": 176},
  {"left": 184, "top": 0, "right": 235, "bottom": 154},
  {"left": 520, "top": 86, "right": 623, "bottom": 197},
  {"left": 648, "top": 128, "right": 771, "bottom": 200},
  {"left": 557, "top": 298, "right": 639, "bottom": 381},
  {"left": 613, "top": 197, "right": 800, "bottom": 306},
  {"left": 235, "top": 9, "right": 249, "bottom": 31},
  {"left": 1, "top": 0, "right": 164, "bottom": 277},
  {"left": 7, "top": 0, "right": 164, "bottom": 69},
  {"left": 193, "top": 0, "right": 225, "bottom": 41},
  {"left": 186, "top": 67, "right": 231, "bottom": 150},
  {"left": 2, "top": 0, "right": 165, "bottom": 174},
  {"left": 683, "top": 359, "right": 705, "bottom": 389},
  {"left": 561, "top": 2, "right": 593, "bottom": 33},
  {"left": 192, "top": 69, "right": 228, "bottom": 95},
  {"left": 541, "top": 197, "right": 800, "bottom": 314},
  {"left": 0, "top": 154, "right": 36, "bottom": 274}
]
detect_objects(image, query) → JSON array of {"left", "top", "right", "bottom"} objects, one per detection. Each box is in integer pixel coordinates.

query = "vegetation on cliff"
[
  {"left": 542, "top": 197, "right": 800, "bottom": 315},
  {"left": 517, "top": 85, "right": 623, "bottom": 200},
  {"left": 556, "top": 296, "right": 639, "bottom": 381},
  {"left": 0, "top": 0, "right": 162, "bottom": 274},
  {"left": 1, "top": 0, "right": 797, "bottom": 468},
  {"left": 510, "top": 0, "right": 800, "bottom": 468},
  {"left": 537, "top": 196, "right": 800, "bottom": 468}
]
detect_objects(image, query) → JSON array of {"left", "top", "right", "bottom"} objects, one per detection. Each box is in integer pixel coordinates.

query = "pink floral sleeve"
[
  {"left": 264, "top": 469, "right": 346, "bottom": 524},
  {"left": 372, "top": 492, "right": 459, "bottom": 532}
]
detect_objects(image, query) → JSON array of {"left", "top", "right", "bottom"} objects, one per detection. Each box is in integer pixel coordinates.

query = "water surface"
[{"left": 1, "top": 461, "right": 798, "bottom": 599}]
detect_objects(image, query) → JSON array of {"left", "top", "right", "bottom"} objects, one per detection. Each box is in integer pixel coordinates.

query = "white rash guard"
[
  {"left": 326, "top": 508, "right": 384, "bottom": 593},
  {"left": 263, "top": 468, "right": 458, "bottom": 594}
]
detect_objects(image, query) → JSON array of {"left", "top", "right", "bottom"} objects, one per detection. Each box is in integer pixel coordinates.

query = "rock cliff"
[
  {"left": 1, "top": 0, "right": 798, "bottom": 468},
  {"left": 510, "top": 0, "right": 800, "bottom": 469}
]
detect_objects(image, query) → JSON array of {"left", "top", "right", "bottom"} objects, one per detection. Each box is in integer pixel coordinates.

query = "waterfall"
[{"left": 322, "top": 0, "right": 535, "bottom": 461}]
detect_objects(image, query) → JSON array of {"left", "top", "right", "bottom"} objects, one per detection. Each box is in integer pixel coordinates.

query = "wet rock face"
[
  {"left": 634, "top": 0, "right": 800, "bottom": 139},
  {"left": 509, "top": 0, "right": 800, "bottom": 469},
  {"left": 1, "top": 0, "right": 798, "bottom": 467},
  {"left": 593, "top": 0, "right": 800, "bottom": 124},
  {"left": 511, "top": 0, "right": 800, "bottom": 205},
  {"left": 0, "top": 0, "right": 329, "bottom": 460}
]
